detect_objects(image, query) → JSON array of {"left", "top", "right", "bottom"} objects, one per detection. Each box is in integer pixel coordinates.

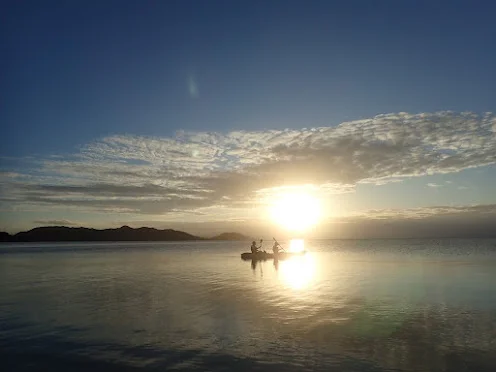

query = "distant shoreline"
[
  {"left": 2, "top": 225, "right": 496, "bottom": 243},
  {"left": 0, "top": 226, "right": 252, "bottom": 243}
]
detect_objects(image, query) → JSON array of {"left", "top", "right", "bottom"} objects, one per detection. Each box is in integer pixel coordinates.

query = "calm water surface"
[{"left": 1, "top": 239, "right": 495, "bottom": 371}]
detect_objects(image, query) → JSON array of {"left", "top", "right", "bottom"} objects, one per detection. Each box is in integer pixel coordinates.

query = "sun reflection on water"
[{"left": 279, "top": 240, "right": 316, "bottom": 290}]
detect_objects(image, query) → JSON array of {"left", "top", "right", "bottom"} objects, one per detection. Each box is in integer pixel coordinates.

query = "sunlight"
[
  {"left": 269, "top": 191, "right": 321, "bottom": 231},
  {"left": 289, "top": 238, "right": 305, "bottom": 252},
  {"left": 279, "top": 254, "right": 316, "bottom": 290}
]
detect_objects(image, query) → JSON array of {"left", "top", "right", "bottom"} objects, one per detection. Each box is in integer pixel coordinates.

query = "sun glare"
[
  {"left": 279, "top": 254, "right": 316, "bottom": 290},
  {"left": 270, "top": 192, "right": 321, "bottom": 231},
  {"left": 289, "top": 238, "right": 305, "bottom": 252}
]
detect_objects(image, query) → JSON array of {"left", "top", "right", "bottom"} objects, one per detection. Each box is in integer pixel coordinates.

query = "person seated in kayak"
[
  {"left": 250, "top": 241, "right": 261, "bottom": 254},
  {"left": 272, "top": 242, "right": 282, "bottom": 254}
]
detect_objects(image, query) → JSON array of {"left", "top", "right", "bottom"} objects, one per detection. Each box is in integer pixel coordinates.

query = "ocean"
[{"left": 1, "top": 239, "right": 495, "bottom": 371}]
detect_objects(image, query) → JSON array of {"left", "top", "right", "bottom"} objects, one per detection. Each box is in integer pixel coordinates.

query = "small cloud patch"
[{"left": 33, "top": 219, "right": 79, "bottom": 226}]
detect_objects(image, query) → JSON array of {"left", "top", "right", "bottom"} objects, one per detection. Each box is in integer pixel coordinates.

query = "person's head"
[{"left": 252, "top": 241, "right": 256, "bottom": 245}]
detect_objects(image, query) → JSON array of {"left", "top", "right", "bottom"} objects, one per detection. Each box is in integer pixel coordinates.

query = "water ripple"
[{"left": 1, "top": 239, "right": 496, "bottom": 371}]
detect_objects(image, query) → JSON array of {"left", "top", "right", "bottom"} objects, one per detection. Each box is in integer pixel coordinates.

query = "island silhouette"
[{"left": 0, "top": 226, "right": 252, "bottom": 243}]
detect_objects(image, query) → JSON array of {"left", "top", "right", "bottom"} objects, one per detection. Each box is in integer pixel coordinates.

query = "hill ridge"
[{"left": 0, "top": 225, "right": 209, "bottom": 242}]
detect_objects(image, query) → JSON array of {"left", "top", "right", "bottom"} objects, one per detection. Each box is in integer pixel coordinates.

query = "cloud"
[
  {"left": 1, "top": 111, "right": 495, "bottom": 219},
  {"left": 427, "top": 183, "right": 442, "bottom": 188},
  {"left": 347, "top": 203, "right": 496, "bottom": 220},
  {"left": 106, "top": 204, "right": 496, "bottom": 239},
  {"left": 33, "top": 219, "right": 79, "bottom": 226},
  {"left": 187, "top": 75, "right": 199, "bottom": 98},
  {"left": 329, "top": 204, "right": 496, "bottom": 239}
]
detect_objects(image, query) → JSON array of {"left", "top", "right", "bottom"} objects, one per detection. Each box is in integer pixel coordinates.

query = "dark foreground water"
[{"left": 1, "top": 239, "right": 495, "bottom": 371}]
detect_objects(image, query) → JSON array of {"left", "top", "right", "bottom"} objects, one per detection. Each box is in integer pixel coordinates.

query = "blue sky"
[{"left": 1, "top": 1, "right": 495, "bottom": 236}]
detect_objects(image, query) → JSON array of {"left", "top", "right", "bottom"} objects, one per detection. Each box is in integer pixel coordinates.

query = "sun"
[{"left": 269, "top": 191, "right": 321, "bottom": 231}]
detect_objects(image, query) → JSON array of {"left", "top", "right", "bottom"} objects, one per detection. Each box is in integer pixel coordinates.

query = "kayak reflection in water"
[
  {"left": 273, "top": 258, "right": 279, "bottom": 270},
  {"left": 251, "top": 259, "right": 257, "bottom": 271},
  {"left": 251, "top": 259, "right": 264, "bottom": 277}
]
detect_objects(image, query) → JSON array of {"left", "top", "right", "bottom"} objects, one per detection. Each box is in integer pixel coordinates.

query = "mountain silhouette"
[
  {"left": 209, "top": 232, "right": 252, "bottom": 241},
  {"left": 0, "top": 226, "right": 202, "bottom": 242}
]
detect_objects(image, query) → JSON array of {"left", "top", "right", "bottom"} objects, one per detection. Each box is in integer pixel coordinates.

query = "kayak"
[{"left": 241, "top": 251, "right": 306, "bottom": 261}]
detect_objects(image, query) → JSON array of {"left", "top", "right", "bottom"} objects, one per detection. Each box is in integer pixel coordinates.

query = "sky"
[{"left": 1, "top": 0, "right": 496, "bottom": 237}]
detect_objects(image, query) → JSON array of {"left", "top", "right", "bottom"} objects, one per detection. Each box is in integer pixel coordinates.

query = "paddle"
[{"left": 273, "top": 237, "right": 286, "bottom": 252}]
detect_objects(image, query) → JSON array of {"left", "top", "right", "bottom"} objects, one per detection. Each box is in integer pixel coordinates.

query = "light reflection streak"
[{"left": 278, "top": 252, "right": 316, "bottom": 290}]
